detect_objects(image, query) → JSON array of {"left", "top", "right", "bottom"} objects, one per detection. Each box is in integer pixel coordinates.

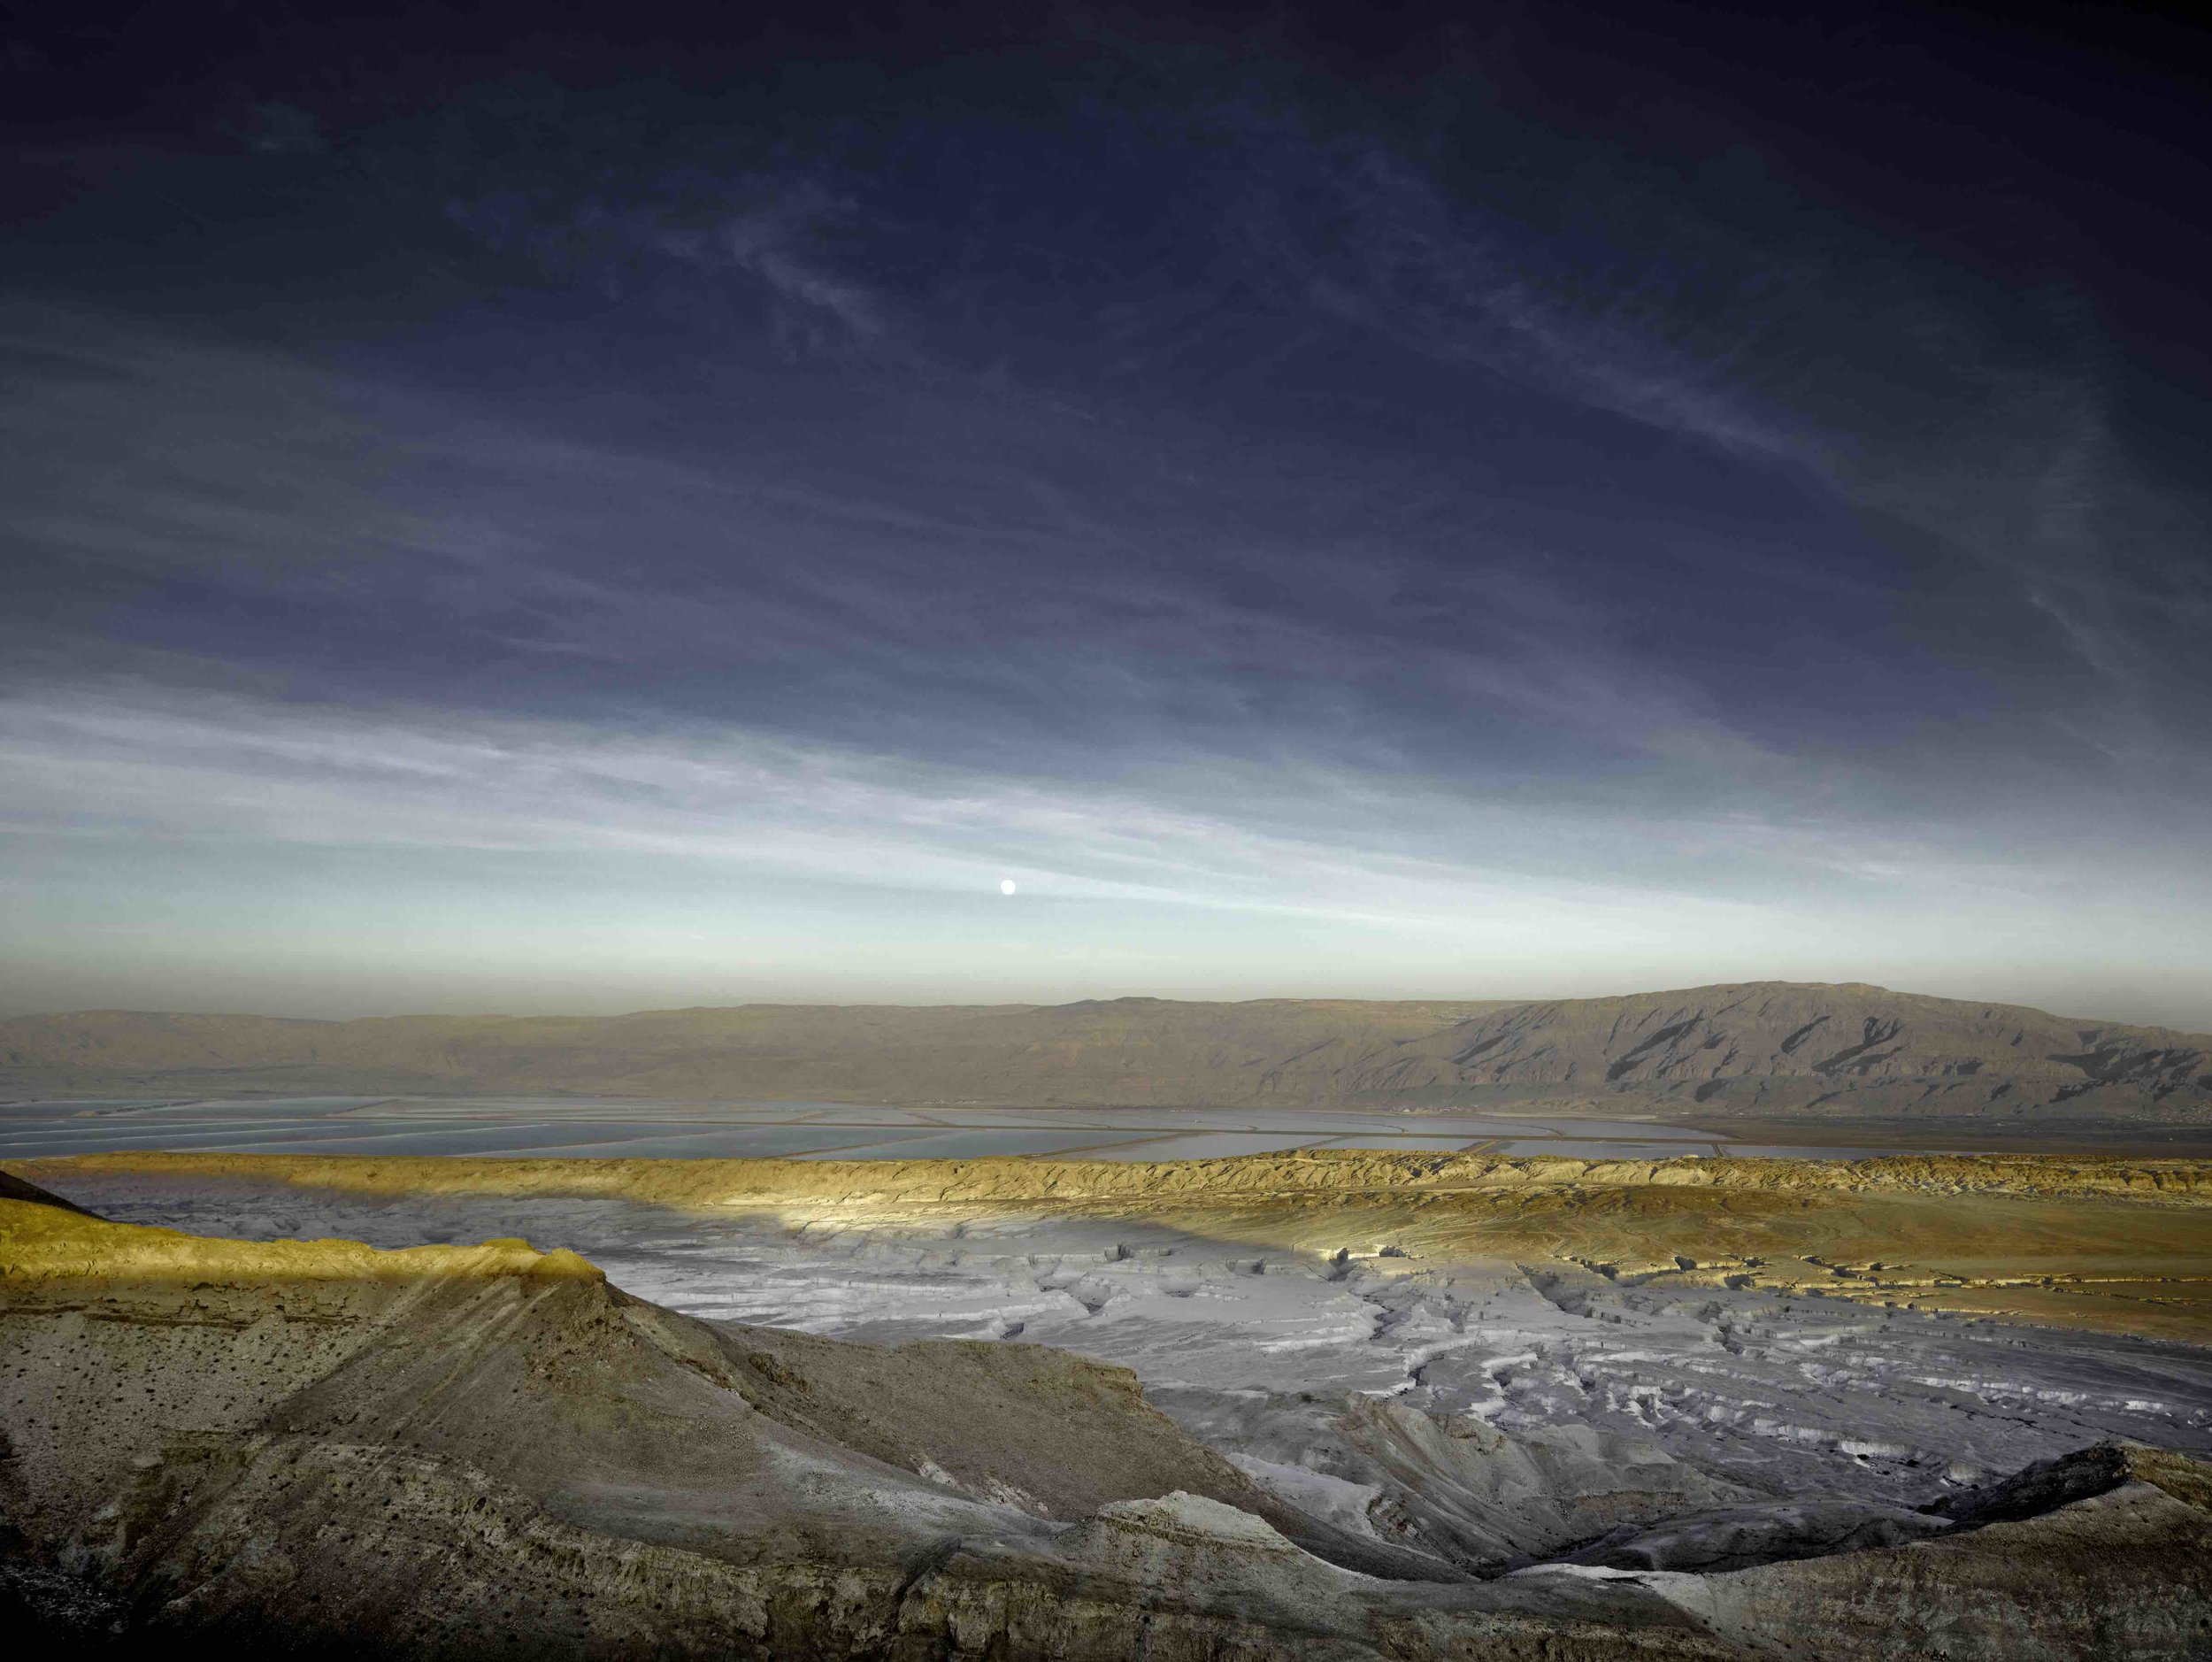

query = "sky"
[{"left": 4, "top": 3, "right": 2210, "bottom": 1026}]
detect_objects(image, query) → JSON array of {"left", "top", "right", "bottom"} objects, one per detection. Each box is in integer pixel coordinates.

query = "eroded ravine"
[
  {"left": 16, "top": 1152, "right": 2212, "bottom": 1549},
  {"left": 6, "top": 1162, "right": 2212, "bottom": 1658}
]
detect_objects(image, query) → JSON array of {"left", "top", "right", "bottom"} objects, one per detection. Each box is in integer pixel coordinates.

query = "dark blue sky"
[{"left": 4, "top": 3, "right": 2209, "bottom": 1022}]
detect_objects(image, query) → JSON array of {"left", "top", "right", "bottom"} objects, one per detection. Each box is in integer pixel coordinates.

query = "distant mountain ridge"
[{"left": 4, "top": 981, "right": 2208, "bottom": 1125}]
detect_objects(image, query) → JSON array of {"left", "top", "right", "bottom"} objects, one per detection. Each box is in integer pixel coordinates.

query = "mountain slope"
[{"left": 3, "top": 982, "right": 2208, "bottom": 1123}]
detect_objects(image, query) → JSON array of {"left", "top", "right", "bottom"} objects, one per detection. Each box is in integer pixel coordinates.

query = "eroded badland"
[{"left": 4, "top": 1147, "right": 2210, "bottom": 1658}]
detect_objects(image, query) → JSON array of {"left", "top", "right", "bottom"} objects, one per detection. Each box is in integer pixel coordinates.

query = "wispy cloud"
[
  {"left": 0, "top": 300, "right": 1793, "bottom": 792},
  {"left": 0, "top": 686, "right": 1699, "bottom": 925},
  {"left": 0, "top": 682, "right": 2092, "bottom": 929},
  {"left": 1278, "top": 148, "right": 1821, "bottom": 468},
  {"left": 15, "top": 680, "right": 2208, "bottom": 1024},
  {"left": 4, "top": 54, "right": 2208, "bottom": 1020},
  {"left": 1263, "top": 135, "right": 2208, "bottom": 762},
  {"left": 601, "top": 185, "right": 888, "bottom": 354}
]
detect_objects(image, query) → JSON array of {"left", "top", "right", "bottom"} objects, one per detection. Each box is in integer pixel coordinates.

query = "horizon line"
[{"left": 7, "top": 977, "right": 2202, "bottom": 1036}]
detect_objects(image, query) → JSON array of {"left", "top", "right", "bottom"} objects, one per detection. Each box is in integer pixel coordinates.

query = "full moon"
[{"left": 999, "top": 879, "right": 1018, "bottom": 896}]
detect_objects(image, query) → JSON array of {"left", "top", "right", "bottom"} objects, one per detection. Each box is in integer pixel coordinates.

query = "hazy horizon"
[
  {"left": 7, "top": 973, "right": 2208, "bottom": 1035},
  {"left": 5, "top": 8, "right": 2208, "bottom": 1031}
]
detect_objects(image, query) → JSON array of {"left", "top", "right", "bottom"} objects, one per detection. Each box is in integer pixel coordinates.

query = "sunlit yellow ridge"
[{"left": 12, "top": 1150, "right": 2211, "bottom": 1344}]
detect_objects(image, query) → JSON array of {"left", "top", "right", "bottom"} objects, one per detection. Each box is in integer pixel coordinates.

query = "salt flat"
[{"left": 0, "top": 1094, "right": 1922, "bottom": 1163}]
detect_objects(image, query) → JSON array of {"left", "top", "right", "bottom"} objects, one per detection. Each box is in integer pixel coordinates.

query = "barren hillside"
[{"left": 4, "top": 981, "right": 2207, "bottom": 1125}]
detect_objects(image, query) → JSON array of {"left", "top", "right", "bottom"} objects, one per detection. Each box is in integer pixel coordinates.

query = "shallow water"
[
  {"left": 1067, "top": 1131, "right": 1354, "bottom": 1161},
  {"left": 793, "top": 1128, "right": 1127, "bottom": 1160},
  {"left": 0, "top": 1095, "right": 1956, "bottom": 1160}
]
